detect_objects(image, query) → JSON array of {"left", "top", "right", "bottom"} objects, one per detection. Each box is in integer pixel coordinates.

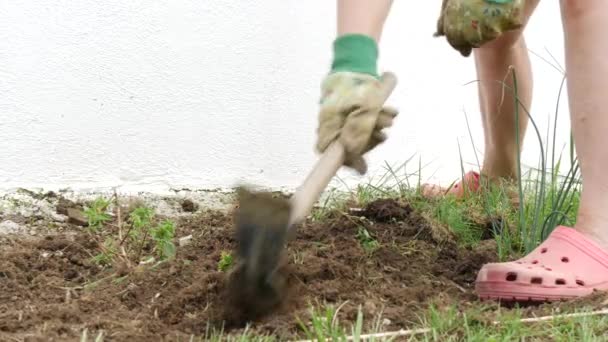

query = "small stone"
[
  {"left": 56, "top": 198, "right": 73, "bottom": 215},
  {"left": 0, "top": 220, "right": 23, "bottom": 235},
  {"left": 382, "top": 318, "right": 391, "bottom": 326},
  {"left": 66, "top": 208, "right": 88, "bottom": 226},
  {"left": 179, "top": 235, "right": 193, "bottom": 247},
  {"left": 364, "top": 300, "right": 377, "bottom": 313}
]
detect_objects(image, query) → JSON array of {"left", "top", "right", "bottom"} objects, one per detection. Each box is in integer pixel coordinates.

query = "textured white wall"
[{"left": 0, "top": 1, "right": 572, "bottom": 193}]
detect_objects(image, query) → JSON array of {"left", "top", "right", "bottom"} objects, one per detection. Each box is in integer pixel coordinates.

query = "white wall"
[{"left": 0, "top": 1, "right": 573, "bottom": 194}]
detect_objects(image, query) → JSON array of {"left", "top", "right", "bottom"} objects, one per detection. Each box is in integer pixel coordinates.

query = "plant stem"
[
  {"left": 136, "top": 228, "right": 150, "bottom": 263},
  {"left": 113, "top": 190, "right": 131, "bottom": 267}
]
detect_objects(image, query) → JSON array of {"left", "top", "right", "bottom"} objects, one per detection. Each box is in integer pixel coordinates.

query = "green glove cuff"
[{"left": 330, "top": 34, "right": 378, "bottom": 77}]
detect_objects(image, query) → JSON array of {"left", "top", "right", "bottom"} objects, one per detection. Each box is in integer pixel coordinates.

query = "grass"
[
  {"left": 415, "top": 303, "right": 608, "bottom": 341},
  {"left": 188, "top": 300, "right": 608, "bottom": 342}
]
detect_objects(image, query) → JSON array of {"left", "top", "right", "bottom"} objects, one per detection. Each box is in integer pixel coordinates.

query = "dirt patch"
[
  {"left": 0, "top": 197, "right": 604, "bottom": 341},
  {"left": 180, "top": 199, "right": 198, "bottom": 213}
]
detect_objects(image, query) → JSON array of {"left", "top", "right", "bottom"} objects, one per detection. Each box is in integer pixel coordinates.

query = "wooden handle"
[{"left": 288, "top": 72, "right": 398, "bottom": 226}]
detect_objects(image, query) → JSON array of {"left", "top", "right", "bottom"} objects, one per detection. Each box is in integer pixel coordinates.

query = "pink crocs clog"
[
  {"left": 421, "top": 170, "right": 481, "bottom": 198},
  {"left": 476, "top": 226, "right": 608, "bottom": 301},
  {"left": 448, "top": 170, "right": 481, "bottom": 197}
]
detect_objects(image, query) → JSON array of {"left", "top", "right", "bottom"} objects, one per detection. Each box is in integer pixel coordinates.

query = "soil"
[{"left": 0, "top": 196, "right": 606, "bottom": 341}]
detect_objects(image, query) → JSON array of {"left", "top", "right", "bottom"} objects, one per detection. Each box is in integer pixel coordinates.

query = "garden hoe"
[{"left": 227, "top": 72, "right": 398, "bottom": 320}]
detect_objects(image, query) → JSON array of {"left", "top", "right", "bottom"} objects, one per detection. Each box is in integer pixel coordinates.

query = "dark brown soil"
[{"left": 0, "top": 197, "right": 604, "bottom": 341}]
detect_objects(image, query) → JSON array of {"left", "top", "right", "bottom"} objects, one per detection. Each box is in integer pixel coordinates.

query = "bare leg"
[
  {"left": 474, "top": 0, "right": 539, "bottom": 181},
  {"left": 337, "top": 0, "right": 393, "bottom": 41},
  {"left": 561, "top": 0, "right": 608, "bottom": 250},
  {"left": 422, "top": 1, "right": 540, "bottom": 198}
]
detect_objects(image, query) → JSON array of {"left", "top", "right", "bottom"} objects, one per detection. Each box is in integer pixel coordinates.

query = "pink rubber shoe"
[
  {"left": 448, "top": 171, "right": 481, "bottom": 197},
  {"left": 476, "top": 226, "right": 608, "bottom": 301},
  {"left": 421, "top": 170, "right": 481, "bottom": 198}
]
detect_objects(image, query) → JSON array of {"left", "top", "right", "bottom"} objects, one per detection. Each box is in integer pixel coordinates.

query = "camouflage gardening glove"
[
  {"left": 316, "top": 34, "right": 398, "bottom": 175},
  {"left": 434, "top": 0, "right": 525, "bottom": 57}
]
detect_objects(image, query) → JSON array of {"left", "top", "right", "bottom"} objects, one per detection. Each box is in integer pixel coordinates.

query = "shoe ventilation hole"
[
  {"left": 541, "top": 248, "right": 548, "bottom": 253},
  {"left": 532, "top": 260, "right": 539, "bottom": 264},
  {"left": 531, "top": 277, "right": 543, "bottom": 284},
  {"left": 576, "top": 280, "right": 585, "bottom": 286},
  {"left": 544, "top": 267, "right": 552, "bottom": 271},
  {"left": 561, "top": 257, "right": 569, "bottom": 263},
  {"left": 555, "top": 279, "right": 566, "bottom": 285},
  {"left": 506, "top": 272, "right": 517, "bottom": 281}
]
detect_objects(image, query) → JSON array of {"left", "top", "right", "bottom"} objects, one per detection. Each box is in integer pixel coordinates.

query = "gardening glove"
[
  {"left": 316, "top": 34, "right": 399, "bottom": 175},
  {"left": 434, "top": 0, "right": 525, "bottom": 57}
]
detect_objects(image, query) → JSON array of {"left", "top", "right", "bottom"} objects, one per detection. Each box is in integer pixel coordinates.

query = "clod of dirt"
[
  {"left": 359, "top": 198, "right": 412, "bottom": 222},
  {"left": 359, "top": 198, "right": 453, "bottom": 244},
  {"left": 181, "top": 199, "right": 198, "bottom": 213}
]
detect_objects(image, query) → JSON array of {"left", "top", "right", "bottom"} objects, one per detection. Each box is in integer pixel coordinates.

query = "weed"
[
  {"left": 507, "top": 68, "right": 580, "bottom": 254},
  {"left": 128, "top": 206, "right": 154, "bottom": 241},
  {"left": 151, "top": 220, "right": 176, "bottom": 260},
  {"left": 356, "top": 226, "right": 380, "bottom": 253},
  {"left": 91, "top": 237, "right": 117, "bottom": 266},
  {"left": 85, "top": 199, "right": 178, "bottom": 267},
  {"left": 217, "top": 251, "right": 234, "bottom": 272},
  {"left": 82, "top": 197, "right": 111, "bottom": 232}
]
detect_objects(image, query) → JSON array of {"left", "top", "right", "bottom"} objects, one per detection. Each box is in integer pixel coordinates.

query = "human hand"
[
  {"left": 434, "top": 0, "right": 525, "bottom": 57},
  {"left": 316, "top": 71, "right": 398, "bottom": 175}
]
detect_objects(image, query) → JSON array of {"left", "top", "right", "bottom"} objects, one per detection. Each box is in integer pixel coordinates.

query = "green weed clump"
[
  {"left": 218, "top": 251, "right": 234, "bottom": 272},
  {"left": 82, "top": 196, "right": 177, "bottom": 268},
  {"left": 356, "top": 226, "right": 380, "bottom": 254},
  {"left": 82, "top": 198, "right": 111, "bottom": 232}
]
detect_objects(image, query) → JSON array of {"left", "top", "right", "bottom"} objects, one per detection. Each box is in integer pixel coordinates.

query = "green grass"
[
  {"left": 163, "top": 301, "right": 607, "bottom": 342},
  {"left": 414, "top": 303, "right": 608, "bottom": 341}
]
